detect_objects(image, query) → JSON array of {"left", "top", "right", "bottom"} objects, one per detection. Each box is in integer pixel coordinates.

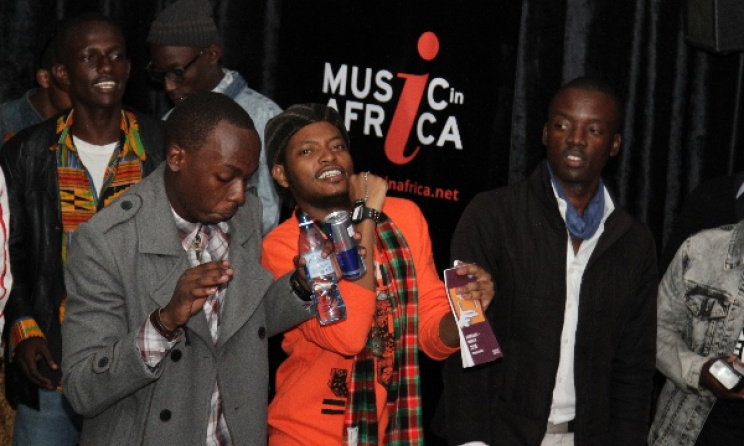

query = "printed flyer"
[{"left": 444, "top": 266, "right": 503, "bottom": 367}]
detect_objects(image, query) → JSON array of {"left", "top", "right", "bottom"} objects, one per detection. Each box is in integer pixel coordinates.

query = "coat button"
[
  {"left": 97, "top": 357, "right": 109, "bottom": 368},
  {"left": 258, "top": 327, "right": 266, "bottom": 339},
  {"left": 159, "top": 409, "right": 171, "bottom": 421},
  {"left": 170, "top": 349, "right": 182, "bottom": 362},
  {"left": 121, "top": 200, "right": 133, "bottom": 210}
]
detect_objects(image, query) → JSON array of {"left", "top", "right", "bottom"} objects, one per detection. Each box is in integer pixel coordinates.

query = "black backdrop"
[
  {"left": 4, "top": 0, "right": 743, "bottom": 263},
  {"left": 3, "top": 0, "right": 744, "bottom": 443}
]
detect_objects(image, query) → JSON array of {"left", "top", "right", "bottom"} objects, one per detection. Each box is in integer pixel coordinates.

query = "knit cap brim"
[
  {"left": 265, "top": 104, "right": 350, "bottom": 167},
  {"left": 147, "top": 0, "right": 219, "bottom": 47}
]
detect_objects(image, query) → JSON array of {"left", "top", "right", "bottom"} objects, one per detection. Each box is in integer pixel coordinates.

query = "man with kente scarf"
[
  {"left": 440, "top": 77, "right": 658, "bottom": 446},
  {"left": 0, "top": 14, "right": 163, "bottom": 446},
  {"left": 260, "top": 103, "right": 494, "bottom": 446}
]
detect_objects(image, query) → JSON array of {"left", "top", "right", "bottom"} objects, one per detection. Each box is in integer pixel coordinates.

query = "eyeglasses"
[{"left": 146, "top": 49, "right": 205, "bottom": 84}]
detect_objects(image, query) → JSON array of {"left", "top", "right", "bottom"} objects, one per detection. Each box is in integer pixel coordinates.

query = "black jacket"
[
  {"left": 0, "top": 111, "right": 164, "bottom": 409},
  {"left": 440, "top": 161, "right": 658, "bottom": 445}
]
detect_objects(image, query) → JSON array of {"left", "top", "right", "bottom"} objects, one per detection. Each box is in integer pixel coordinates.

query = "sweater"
[{"left": 261, "top": 197, "right": 456, "bottom": 445}]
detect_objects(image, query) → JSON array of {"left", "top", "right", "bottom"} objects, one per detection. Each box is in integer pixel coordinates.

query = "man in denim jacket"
[{"left": 650, "top": 224, "right": 744, "bottom": 444}]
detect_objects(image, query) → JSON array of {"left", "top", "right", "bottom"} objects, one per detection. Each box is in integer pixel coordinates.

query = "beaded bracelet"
[{"left": 363, "top": 171, "right": 369, "bottom": 201}]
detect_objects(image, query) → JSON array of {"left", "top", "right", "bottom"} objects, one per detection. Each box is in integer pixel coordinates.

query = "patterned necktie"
[
  {"left": 190, "top": 225, "right": 230, "bottom": 343},
  {"left": 184, "top": 223, "right": 233, "bottom": 445}
]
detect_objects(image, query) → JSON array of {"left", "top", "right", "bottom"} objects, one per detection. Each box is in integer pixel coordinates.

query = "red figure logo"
[{"left": 384, "top": 32, "right": 439, "bottom": 165}]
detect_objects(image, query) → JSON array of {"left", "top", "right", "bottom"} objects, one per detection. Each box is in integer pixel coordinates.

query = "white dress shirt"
[{"left": 548, "top": 184, "right": 614, "bottom": 424}]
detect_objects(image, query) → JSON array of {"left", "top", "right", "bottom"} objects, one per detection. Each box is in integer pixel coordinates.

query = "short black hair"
[
  {"left": 54, "top": 13, "right": 125, "bottom": 64},
  {"left": 166, "top": 91, "right": 256, "bottom": 152},
  {"left": 551, "top": 76, "right": 624, "bottom": 132}
]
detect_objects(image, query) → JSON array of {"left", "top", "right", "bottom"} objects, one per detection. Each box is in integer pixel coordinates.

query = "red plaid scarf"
[{"left": 343, "top": 216, "right": 422, "bottom": 445}]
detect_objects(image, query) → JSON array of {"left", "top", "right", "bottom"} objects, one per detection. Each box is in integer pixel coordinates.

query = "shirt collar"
[
  {"left": 211, "top": 68, "right": 234, "bottom": 95},
  {"left": 170, "top": 207, "right": 229, "bottom": 251}
]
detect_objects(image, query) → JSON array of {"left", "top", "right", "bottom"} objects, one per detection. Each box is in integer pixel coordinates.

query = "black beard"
[{"left": 313, "top": 190, "right": 351, "bottom": 210}]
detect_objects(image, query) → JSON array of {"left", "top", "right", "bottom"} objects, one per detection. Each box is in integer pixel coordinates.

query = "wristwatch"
[
  {"left": 351, "top": 199, "right": 381, "bottom": 224},
  {"left": 289, "top": 271, "right": 313, "bottom": 302}
]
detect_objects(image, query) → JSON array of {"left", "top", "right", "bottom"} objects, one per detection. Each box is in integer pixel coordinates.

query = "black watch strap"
[
  {"left": 352, "top": 200, "right": 382, "bottom": 224},
  {"left": 289, "top": 271, "right": 313, "bottom": 301}
]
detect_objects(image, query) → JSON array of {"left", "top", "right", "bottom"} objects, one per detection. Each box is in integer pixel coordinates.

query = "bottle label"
[{"left": 302, "top": 251, "right": 335, "bottom": 277}]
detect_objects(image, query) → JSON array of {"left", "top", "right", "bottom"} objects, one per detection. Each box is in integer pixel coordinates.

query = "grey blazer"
[{"left": 61, "top": 164, "right": 310, "bottom": 445}]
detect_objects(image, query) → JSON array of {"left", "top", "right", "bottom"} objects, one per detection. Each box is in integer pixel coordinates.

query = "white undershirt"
[
  {"left": 547, "top": 184, "right": 614, "bottom": 424},
  {"left": 72, "top": 136, "right": 118, "bottom": 197}
]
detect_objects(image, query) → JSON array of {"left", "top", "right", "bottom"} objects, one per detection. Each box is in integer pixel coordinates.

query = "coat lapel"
[
  {"left": 131, "top": 166, "right": 272, "bottom": 349},
  {"left": 587, "top": 209, "right": 632, "bottom": 270},
  {"left": 218, "top": 203, "right": 273, "bottom": 347},
  {"left": 133, "top": 165, "right": 216, "bottom": 346}
]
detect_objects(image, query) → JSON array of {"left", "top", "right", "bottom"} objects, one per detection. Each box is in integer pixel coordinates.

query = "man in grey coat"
[{"left": 61, "top": 92, "right": 311, "bottom": 445}]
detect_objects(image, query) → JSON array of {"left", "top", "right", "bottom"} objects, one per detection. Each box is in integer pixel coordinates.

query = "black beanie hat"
[
  {"left": 147, "top": 0, "right": 219, "bottom": 47},
  {"left": 265, "top": 104, "right": 350, "bottom": 167}
]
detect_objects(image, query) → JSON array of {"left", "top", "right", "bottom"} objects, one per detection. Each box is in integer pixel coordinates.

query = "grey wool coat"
[{"left": 61, "top": 164, "right": 311, "bottom": 445}]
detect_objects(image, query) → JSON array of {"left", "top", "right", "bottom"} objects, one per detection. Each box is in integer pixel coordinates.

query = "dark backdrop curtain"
[
  {"left": 510, "top": 0, "right": 744, "bottom": 252},
  {"left": 3, "top": 0, "right": 738, "bottom": 252},
  {"left": 2, "top": 1, "right": 744, "bottom": 445}
]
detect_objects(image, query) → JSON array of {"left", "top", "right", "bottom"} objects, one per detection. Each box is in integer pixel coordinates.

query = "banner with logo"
[{"left": 274, "top": 2, "right": 513, "bottom": 269}]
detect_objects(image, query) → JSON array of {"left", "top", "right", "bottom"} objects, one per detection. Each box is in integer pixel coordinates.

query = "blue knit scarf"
[{"left": 547, "top": 165, "right": 606, "bottom": 240}]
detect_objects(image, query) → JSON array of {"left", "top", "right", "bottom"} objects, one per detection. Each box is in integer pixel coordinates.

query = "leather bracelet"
[{"left": 150, "top": 307, "right": 181, "bottom": 341}]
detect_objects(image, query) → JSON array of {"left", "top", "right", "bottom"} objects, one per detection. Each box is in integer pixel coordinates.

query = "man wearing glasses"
[{"left": 147, "top": 0, "right": 282, "bottom": 236}]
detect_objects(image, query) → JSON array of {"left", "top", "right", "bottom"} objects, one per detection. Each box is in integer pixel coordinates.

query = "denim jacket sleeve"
[{"left": 656, "top": 231, "right": 737, "bottom": 393}]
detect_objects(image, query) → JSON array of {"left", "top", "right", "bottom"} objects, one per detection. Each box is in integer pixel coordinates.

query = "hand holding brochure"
[{"left": 444, "top": 266, "right": 503, "bottom": 367}]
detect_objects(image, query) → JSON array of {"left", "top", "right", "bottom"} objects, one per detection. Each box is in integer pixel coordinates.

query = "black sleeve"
[
  {"left": 440, "top": 192, "right": 500, "bottom": 444},
  {"left": 0, "top": 129, "right": 38, "bottom": 336}
]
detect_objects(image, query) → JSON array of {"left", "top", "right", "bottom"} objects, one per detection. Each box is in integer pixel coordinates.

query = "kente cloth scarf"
[
  {"left": 53, "top": 109, "right": 147, "bottom": 264},
  {"left": 343, "top": 216, "right": 422, "bottom": 446},
  {"left": 547, "top": 164, "right": 605, "bottom": 240}
]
